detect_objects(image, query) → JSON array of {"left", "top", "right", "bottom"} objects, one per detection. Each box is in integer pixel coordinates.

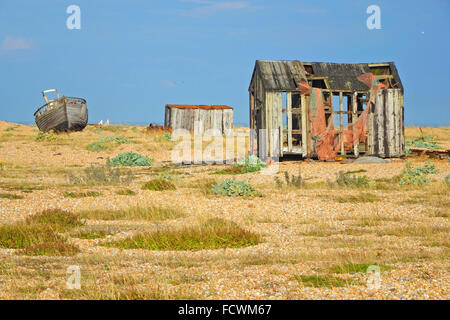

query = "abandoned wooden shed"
[
  {"left": 248, "top": 60, "right": 405, "bottom": 160},
  {"left": 164, "top": 104, "right": 234, "bottom": 135}
]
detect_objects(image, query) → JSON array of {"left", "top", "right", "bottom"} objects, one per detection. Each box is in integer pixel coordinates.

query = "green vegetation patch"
[
  {"left": 332, "top": 263, "right": 394, "bottom": 274},
  {"left": 406, "top": 134, "right": 442, "bottom": 150},
  {"left": 103, "top": 218, "right": 260, "bottom": 251},
  {"left": 87, "top": 136, "right": 132, "bottom": 151},
  {"left": 214, "top": 155, "right": 267, "bottom": 174},
  {"left": 334, "top": 192, "right": 380, "bottom": 203},
  {"left": 399, "top": 161, "right": 437, "bottom": 185},
  {"left": 35, "top": 131, "right": 58, "bottom": 142},
  {"left": 0, "top": 193, "right": 24, "bottom": 200},
  {"left": 71, "top": 230, "right": 111, "bottom": 239},
  {"left": 108, "top": 152, "right": 153, "bottom": 167},
  {"left": 295, "top": 275, "right": 361, "bottom": 288},
  {"left": 63, "top": 191, "right": 102, "bottom": 198},
  {"left": 211, "top": 179, "right": 260, "bottom": 197},
  {"left": 115, "top": 189, "right": 136, "bottom": 196}
]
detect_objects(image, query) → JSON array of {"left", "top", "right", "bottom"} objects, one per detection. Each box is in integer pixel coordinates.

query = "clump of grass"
[
  {"left": 188, "top": 178, "right": 218, "bottom": 195},
  {"left": 35, "top": 131, "right": 57, "bottom": 142},
  {"left": 63, "top": 191, "right": 102, "bottom": 198},
  {"left": 103, "top": 218, "right": 260, "bottom": 251},
  {"left": 295, "top": 275, "right": 360, "bottom": 288},
  {"left": 107, "top": 152, "right": 153, "bottom": 167},
  {"left": 71, "top": 230, "right": 110, "bottom": 239},
  {"left": 0, "top": 193, "right": 24, "bottom": 200},
  {"left": 5, "top": 126, "right": 20, "bottom": 132},
  {"left": 87, "top": 136, "right": 132, "bottom": 151},
  {"left": 25, "top": 209, "right": 84, "bottom": 232},
  {"left": 21, "top": 241, "right": 80, "bottom": 256},
  {"left": 275, "top": 167, "right": 304, "bottom": 189},
  {"left": 79, "top": 206, "right": 184, "bottom": 221},
  {"left": 68, "top": 165, "right": 135, "bottom": 185},
  {"left": 334, "top": 192, "right": 380, "bottom": 203},
  {"left": 0, "top": 209, "right": 82, "bottom": 256},
  {"left": 153, "top": 133, "right": 172, "bottom": 142},
  {"left": 332, "top": 263, "right": 394, "bottom": 274},
  {"left": 0, "top": 224, "right": 62, "bottom": 249},
  {"left": 142, "top": 179, "right": 176, "bottom": 191},
  {"left": 115, "top": 189, "right": 136, "bottom": 196},
  {"left": 336, "top": 171, "right": 375, "bottom": 188},
  {"left": 399, "top": 161, "right": 437, "bottom": 185},
  {"left": 211, "top": 179, "right": 260, "bottom": 197}
]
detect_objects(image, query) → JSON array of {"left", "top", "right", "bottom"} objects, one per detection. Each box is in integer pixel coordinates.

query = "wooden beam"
[
  {"left": 287, "top": 92, "right": 292, "bottom": 152},
  {"left": 301, "top": 95, "right": 307, "bottom": 157},
  {"left": 339, "top": 92, "right": 345, "bottom": 156},
  {"left": 352, "top": 92, "right": 359, "bottom": 157}
]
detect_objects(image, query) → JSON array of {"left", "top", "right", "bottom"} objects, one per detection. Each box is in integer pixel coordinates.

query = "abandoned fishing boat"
[{"left": 34, "top": 89, "right": 88, "bottom": 132}]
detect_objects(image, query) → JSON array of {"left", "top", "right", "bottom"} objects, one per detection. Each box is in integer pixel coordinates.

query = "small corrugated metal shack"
[
  {"left": 248, "top": 60, "right": 405, "bottom": 160},
  {"left": 164, "top": 104, "right": 234, "bottom": 135}
]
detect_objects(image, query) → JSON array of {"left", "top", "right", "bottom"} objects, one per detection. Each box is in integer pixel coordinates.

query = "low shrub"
[
  {"left": 108, "top": 152, "right": 153, "bottom": 167},
  {"left": 211, "top": 179, "right": 260, "bottom": 197},
  {"left": 445, "top": 174, "right": 450, "bottom": 184}
]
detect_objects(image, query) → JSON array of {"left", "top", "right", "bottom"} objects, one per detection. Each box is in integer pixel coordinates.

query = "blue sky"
[{"left": 0, "top": 0, "right": 449, "bottom": 126}]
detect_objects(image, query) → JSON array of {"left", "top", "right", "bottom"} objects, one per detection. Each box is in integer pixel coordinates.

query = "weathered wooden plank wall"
[
  {"left": 165, "top": 106, "right": 234, "bottom": 135},
  {"left": 368, "top": 88, "right": 404, "bottom": 157}
]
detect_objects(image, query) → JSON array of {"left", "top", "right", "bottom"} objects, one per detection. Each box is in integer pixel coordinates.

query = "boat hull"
[{"left": 34, "top": 97, "right": 88, "bottom": 132}]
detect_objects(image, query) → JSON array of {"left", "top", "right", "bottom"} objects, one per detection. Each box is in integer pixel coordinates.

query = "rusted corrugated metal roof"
[{"left": 166, "top": 104, "right": 233, "bottom": 110}]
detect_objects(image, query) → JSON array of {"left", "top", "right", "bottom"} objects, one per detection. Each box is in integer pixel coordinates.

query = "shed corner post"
[{"left": 352, "top": 92, "right": 359, "bottom": 158}]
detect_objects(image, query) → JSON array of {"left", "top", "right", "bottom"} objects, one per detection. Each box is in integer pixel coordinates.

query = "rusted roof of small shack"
[
  {"left": 166, "top": 104, "right": 233, "bottom": 110},
  {"left": 251, "top": 60, "right": 403, "bottom": 92}
]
